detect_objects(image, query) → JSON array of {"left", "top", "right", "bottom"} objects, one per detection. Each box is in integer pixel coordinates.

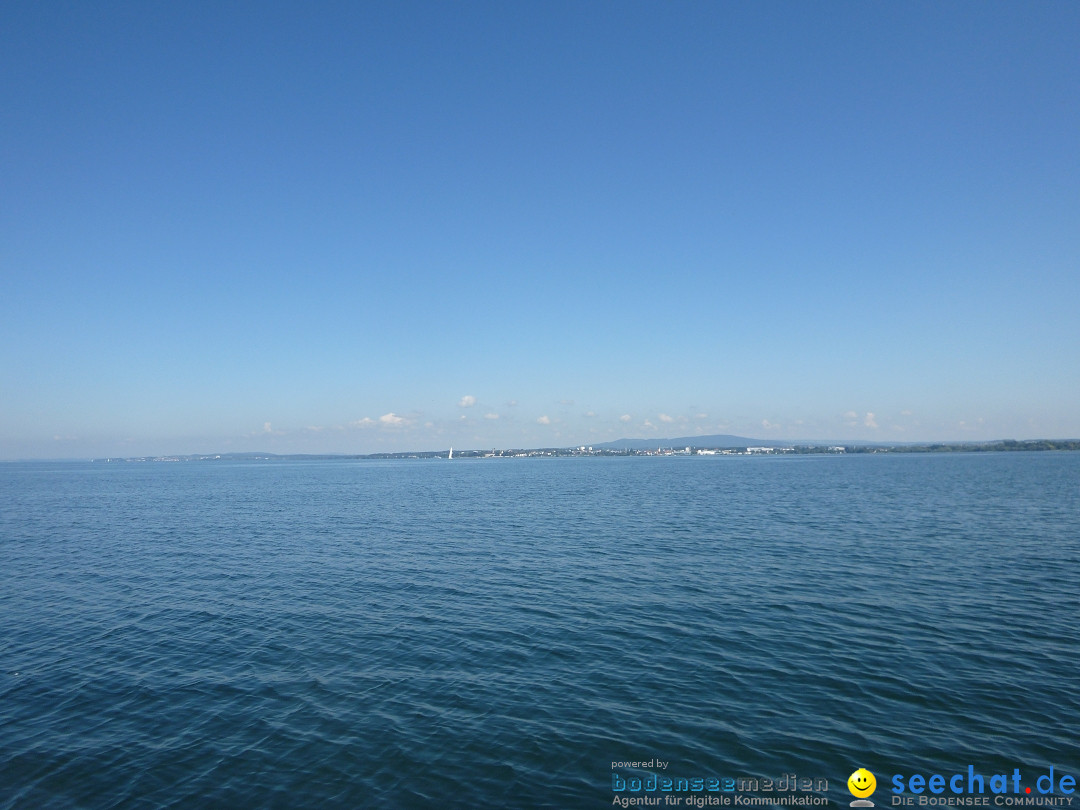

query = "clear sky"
[{"left": 2, "top": 1, "right": 1078, "bottom": 458}]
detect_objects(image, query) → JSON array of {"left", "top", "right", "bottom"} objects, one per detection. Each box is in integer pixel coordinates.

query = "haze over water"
[{"left": 2, "top": 452, "right": 1077, "bottom": 808}]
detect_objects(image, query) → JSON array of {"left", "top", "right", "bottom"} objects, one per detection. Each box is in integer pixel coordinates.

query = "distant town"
[{"left": 91, "top": 438, "right": 1080, "bottom": 463}]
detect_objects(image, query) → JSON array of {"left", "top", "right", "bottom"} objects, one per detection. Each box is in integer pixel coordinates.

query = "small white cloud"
[
  {"left": 484, "top": 413, "right": 499, "bottom": 420},
  {"left": 695, "top": 413, "right": 708, "bottom": 420},
  {"left": 901, "top": 410, "right": 914, "bottom": 417},
  {"left": 306, "top": 425, "right": 325, "bottom": 432},
  {"left": 584, "top": 411, "right": 596, "bottom": 418},
  {"left": 560, "top": 399, "right": 574, "bottom": 406},
  {"left": 351, "top": 417, "right": 376, "bottom": 428},
  {"left": 380, "top": 412, "right": 408, "bottom": 426},
  {"left": 458, "top": 395, "right": 477, "bottom": 408},
  {"left": 762, "top": 419, "right": 780, "bottom": 430},
  {"left": 620, "top": 414, "right": 632, "bottom": 422},
  {"left": 537, "top": 415, "right": 551, "bottom": 425},
  {"left": 864, "top": 412, "right": 879, "bottom": 429},
  {"left": 263, "top": 422, "right": 273, "bottom": 433},
  {"left": 659, "top": 413, "right": 674, "bottom": 423},
  {"left": 506, "top": 400, "right": 518, "bottom": 407},
  {"left": 643, "top": 420, "right": 656, "bottom": 429}
]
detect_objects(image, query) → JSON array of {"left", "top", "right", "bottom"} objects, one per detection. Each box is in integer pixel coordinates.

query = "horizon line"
[{"left": 4, "top": 436, "right": 1079, "bottom": 463}]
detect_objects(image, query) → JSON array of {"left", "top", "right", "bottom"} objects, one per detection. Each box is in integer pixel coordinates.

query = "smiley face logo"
[{"left": 848, "top": 769, "right": 877, "bottom": 798}]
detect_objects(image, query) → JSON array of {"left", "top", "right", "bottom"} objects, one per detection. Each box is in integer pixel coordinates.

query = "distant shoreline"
[{"left": 26, "top": 438, "right": 1071, "bottom": 463}]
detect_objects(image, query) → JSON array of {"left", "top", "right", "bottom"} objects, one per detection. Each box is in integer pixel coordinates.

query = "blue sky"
[{"left": 2, "top": 1, "right": 1078, "bottom": 458}]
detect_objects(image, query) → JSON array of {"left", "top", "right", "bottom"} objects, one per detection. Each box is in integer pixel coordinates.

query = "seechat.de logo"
[{"left": 850, "top": 768, "right": 878, "bottom": 807}]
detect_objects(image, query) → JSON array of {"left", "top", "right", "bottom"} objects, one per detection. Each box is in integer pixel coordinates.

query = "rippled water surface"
[{"left": 2, "top": 453, "right": 1078, "bottom": 808}]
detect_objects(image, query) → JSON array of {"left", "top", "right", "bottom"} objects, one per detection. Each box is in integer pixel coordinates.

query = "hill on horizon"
[
  {"left": 591, "top": 434, "right": 905, "bottom": 450},
  {"left": 594, "top": 434, "right": 788, "bottom": 450}
]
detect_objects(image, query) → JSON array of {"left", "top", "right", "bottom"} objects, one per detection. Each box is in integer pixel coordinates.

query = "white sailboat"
[{"left": 448, "top": 447, "right": 453, "bottom": 459}]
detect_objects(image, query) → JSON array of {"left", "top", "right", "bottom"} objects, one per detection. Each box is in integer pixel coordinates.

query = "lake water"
[{"left": 1, "top": 453, "right": 1078, "bottom": 809}]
